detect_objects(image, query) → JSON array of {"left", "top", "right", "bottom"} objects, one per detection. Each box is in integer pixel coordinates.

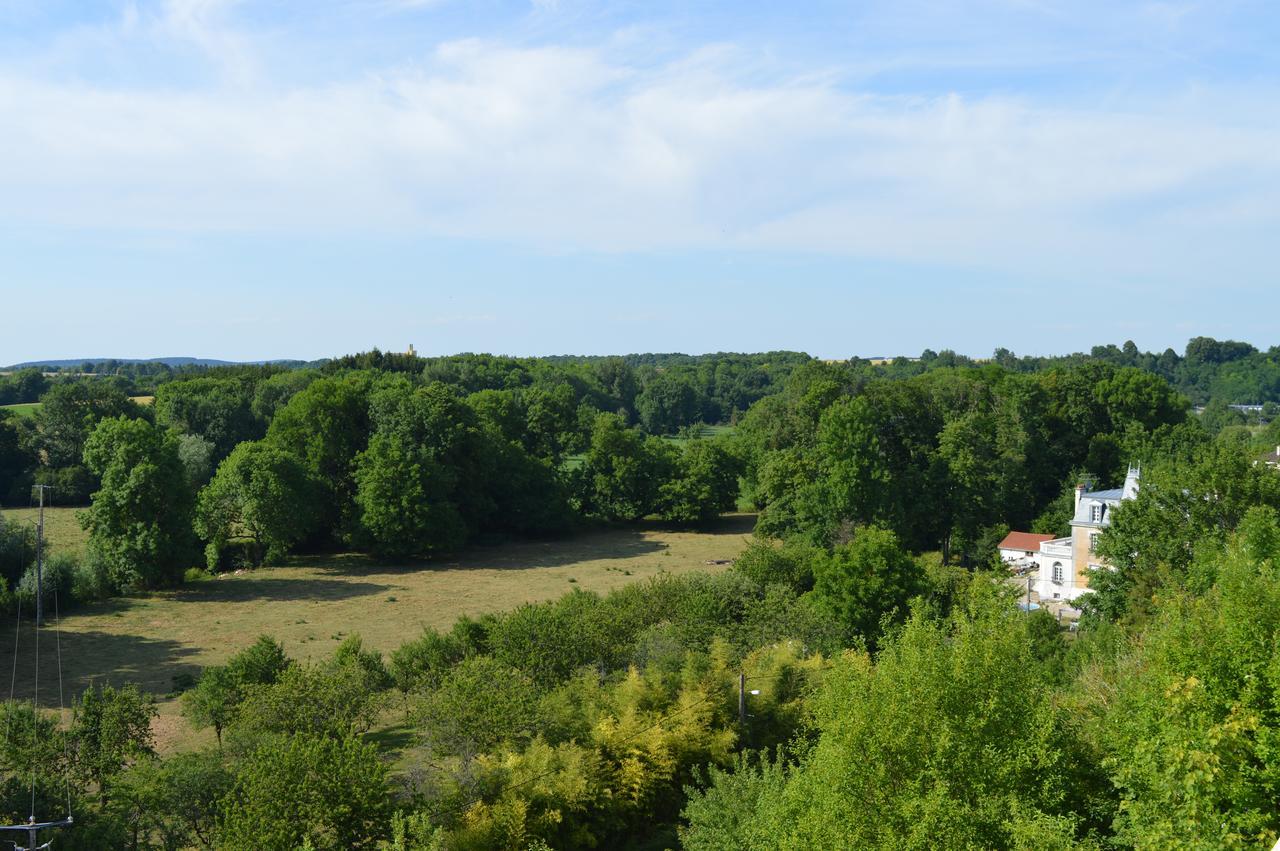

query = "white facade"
[{"left": 1032, "top": 537, "right": 1077, "bottom": 600}]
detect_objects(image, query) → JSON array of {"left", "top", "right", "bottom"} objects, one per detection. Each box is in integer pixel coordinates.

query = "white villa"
[{"left": 1004, "top": 466, "right": 1141, "bottom": 602}]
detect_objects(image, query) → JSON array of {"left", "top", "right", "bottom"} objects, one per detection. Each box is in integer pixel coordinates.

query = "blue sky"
[{"left": 1, "top": 0, "right": 1278, "bottom": 363}]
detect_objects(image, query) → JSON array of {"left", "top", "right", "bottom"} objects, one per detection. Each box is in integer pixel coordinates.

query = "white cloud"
[{"left": 0, "top": 20, "right": 1278, "bottom": 282}]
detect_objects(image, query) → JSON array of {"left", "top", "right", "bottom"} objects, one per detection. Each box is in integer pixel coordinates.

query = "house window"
[
  {"left": 1089, "top": 533, "right": 1099, "bottom": 554},
  {"left": 1051, "top": 562, "right": 1063, "bottom": 583},
  {"left": 1090, "top": 504, "right": 1104, "bottom": 523}
]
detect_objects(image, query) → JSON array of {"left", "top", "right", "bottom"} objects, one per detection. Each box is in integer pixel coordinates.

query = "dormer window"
[{"left": 1090, "top": 504, "right": 1104, "bottom": 523}]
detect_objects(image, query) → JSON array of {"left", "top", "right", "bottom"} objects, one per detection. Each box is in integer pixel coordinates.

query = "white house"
[
  {"left": 1023, "top": 466, "right": 1141, "bottom": 602},
  {"left": 998, "top": 531, "right": 1054, "bottom": 566}
]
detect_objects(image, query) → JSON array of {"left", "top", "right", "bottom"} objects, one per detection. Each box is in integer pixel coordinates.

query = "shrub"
[
  {"left": 731, "top": 539, "right": 819, "bottom": 593},
  {"left": 15, "top": 552, "right": 77, "bottom": 611}
]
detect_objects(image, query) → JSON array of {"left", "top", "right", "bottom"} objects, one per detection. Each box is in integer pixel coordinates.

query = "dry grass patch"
[
  {"left": 0, "top": 514, "right": 755, "bottom": 752},
  {"left": 1, "top": 506, "right": 89, "bottom": 555}
]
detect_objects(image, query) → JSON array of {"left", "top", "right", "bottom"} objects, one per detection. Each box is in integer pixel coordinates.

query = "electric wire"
[
  {"left": 52, "top": 585, "right": 70, "bottom": 818},
  {"left": 29, "top": 574, "right": 38, "bottom": 821}
]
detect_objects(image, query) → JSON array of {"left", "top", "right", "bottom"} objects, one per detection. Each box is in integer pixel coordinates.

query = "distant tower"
[{"left": 406, "top": 344, "right": 417, "bottom": 357}]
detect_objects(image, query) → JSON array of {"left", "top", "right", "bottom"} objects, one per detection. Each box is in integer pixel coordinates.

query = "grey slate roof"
[{"left": 1083, "top": 488, "right": 1124, "bottom": 501}]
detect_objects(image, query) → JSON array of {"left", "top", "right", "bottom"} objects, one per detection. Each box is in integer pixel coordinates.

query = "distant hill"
[{"left": 3, "top": 357, "right": 310, "bottom": 370}]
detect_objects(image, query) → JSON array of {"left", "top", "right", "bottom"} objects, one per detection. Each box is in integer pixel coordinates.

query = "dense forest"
[{"left": 1, "top": 339, "right": 1280, "bottom": 848}]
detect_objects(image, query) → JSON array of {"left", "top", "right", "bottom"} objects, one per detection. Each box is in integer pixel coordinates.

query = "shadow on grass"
[
  {"left": 166, "top": 575, "right": 395, "bottom": 604},
  {"left": 0, "top": 625, "right": 201, "bottom": 707},
  {"left": 367, "top": 720, "right": 419, "bottom": 754},
  {"left": 298, "top": 513, "right": 759, "bottom": 575}
]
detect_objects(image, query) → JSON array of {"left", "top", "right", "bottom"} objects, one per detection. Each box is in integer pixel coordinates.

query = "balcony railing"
[{"left": 1040, "top": 538, "right": 1072, "bottom": 558}]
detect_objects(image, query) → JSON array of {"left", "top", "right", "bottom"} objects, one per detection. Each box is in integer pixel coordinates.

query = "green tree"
[
  {"left": 218, "top": 733, "right": 391, "bottom": 851},
  {"left": 636, "top": 371, "right": 702, "bottom": 435},
  {"left": 575, "top": 413, "right": 676, "bottom": 521},
  {"left": 812, "top": 526, "right": 925, "bottom": 646},
  {"left": 81, "top": 416, "right": 196, "bottom": 589},
  {"left": 195, "top": 440, "right": 322, "bottom": 568},
  {"left": 266, "top": 374, "right": 371, "bottom": 541},
  {"left": 1089, "top": 442, "right": 1280, "bottom": 623},
  {"left": 70, "top": 683, "right": 157, "bottom": 807},
  {"left": 416, "top": 656, "right": 540, "bottom": 759},
  {"left": 236, "top": 662, "right": 380, "bottom": 737},
  {"left": 153, "top": 376, "right": 262, "bottom": 461},
  {"left": 1091, "top": 524, "right": 1280, "bottom": 848},
  {"left": 226, "top": 635, "right": 292, "bottom": 687},
  {"left": 353, "top": 432, "right": 465, "bottom": 557},
  {"left": 803, "top": 382, "right": 943, "bottom": 549},
  {"left": 181, "top": 665, "right": 239, "bottom": 747},
  {"left": 109, "top": 749, "right": 233, "bottom": 851},
  {"left": 0, "top": 413, "right": 36, "bottom": 504},
  {"left": 685, "top": 590, "right": 1105, "bottom": 849},
  {"left": 34, "top": 381, "right": 144, "bottom": 502},
  {"left": 658, "top": 440, "right": 743, "bottom": 526}
]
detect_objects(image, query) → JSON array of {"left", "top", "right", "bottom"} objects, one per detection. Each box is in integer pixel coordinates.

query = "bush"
[
  {"left": 732, "top": 539, "right": 819, "bottom": 593},
  {"left": 15, "top": 552, "right": 76, "bottom": 611},
  {"left": 71, "top": 551, "right": 115, "bottom": 603}
]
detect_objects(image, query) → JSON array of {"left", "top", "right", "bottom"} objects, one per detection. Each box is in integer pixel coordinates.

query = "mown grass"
[
  {"left": 0, "top": 402, "right": 40, "bottom": 418},
  {"left": 0, "top": 513, "right": 756, "bottom": 751},
  {"left": 1, "top": 505, "right": 90, "bottom": 554},
  {"left": 0, "top": 395, "right": 151, "bottom": 420}
]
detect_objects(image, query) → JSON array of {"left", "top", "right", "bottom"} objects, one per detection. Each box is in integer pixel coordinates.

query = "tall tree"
[
  {"left": 195, "top": 440, "right": 322, "bottom": 568},
  {"left": 82, "top": 416, "right": 196, "bottom": 589}
]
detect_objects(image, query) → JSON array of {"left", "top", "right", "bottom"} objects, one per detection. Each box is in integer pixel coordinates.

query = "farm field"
[
  {"left": 0, "top": 394, "right": 152, "bottom": 419},
  {"left": 0, "top": 512, "right": 755, "bottom": 751},
  {"left": 1, "top": 505, "right": 89, "bottom": 553}
]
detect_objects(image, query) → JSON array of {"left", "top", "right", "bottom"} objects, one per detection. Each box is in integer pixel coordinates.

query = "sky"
[{"left": 1, "top": 0, "right": 1278, "bottom": 363}]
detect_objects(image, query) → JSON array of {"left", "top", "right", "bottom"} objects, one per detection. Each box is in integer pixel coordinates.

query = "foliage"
[
  {"left": 730, "top": 538, "right": 819, "bottom": 593},
  {"left": 573, "top": 413, "right": 676, "bottom": 521},
  {"left": 415, "top": 656, "right": 540, "bottom": 758},
  {"left": 195, "top": 440, "right": 322, "bottom": 568},
  {"left": 812, "top": 526, "right": 925, "bottom": 646},
  {"left": 81, "top": 416, "right": 196, "bottom": 590},
  {"left": 684, "top": 589, "right": 1107, "bottom": 849},
  {"left": 658, "top": 440, "right": 743, "bottom": 526},
  {"left": 218, "top": 733, "right": 391, "bottom": 850},
  {"left": 70, "top": 683, "right": 157, "bottom": 806}
]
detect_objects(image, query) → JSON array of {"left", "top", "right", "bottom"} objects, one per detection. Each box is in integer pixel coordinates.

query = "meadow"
[
  {"left": 0, "top": 394, "right": 152, "bottom": 419},
  {"left": 0, "top": 507, "right": 754, "bottom": 750}
]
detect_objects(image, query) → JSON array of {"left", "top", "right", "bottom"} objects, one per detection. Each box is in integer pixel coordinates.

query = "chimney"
[{"left": 1074, "top": 483, "right": 1085, "bottom": 514}]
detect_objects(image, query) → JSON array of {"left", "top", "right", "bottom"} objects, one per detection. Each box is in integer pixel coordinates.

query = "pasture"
[
  {"left": 0, "top": 402, "right": 40, "bottom": 418},
  {"left": 0, "top": 395, "right": 152, "bottom": 420},
  {"left": 1, "top": 505, "right": 89, "bottom": 553},
  {"left": 0, "top": 511, "right": 755, "bottom": 751}
]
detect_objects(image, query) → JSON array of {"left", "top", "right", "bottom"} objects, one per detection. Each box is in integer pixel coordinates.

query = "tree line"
[
  {"left": 6, "top": 447, "right": 1280, "bottom": 847},
  {"left": 3, "top": 344, "right": 1280, "bottom": 847}
]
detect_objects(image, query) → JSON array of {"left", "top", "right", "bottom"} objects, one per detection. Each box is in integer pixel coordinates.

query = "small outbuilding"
[{"left": 998, "top": 531, "right": 1055, "bottom": 564}]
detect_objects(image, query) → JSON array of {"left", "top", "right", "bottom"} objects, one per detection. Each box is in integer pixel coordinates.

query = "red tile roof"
[{"left": 998, "top": 531, "right": 1055, "bottom": 552}]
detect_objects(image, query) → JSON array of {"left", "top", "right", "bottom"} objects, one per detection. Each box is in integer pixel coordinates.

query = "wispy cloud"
[{"left": 0, "top": 2, "right": 1277, "bottom": 286}]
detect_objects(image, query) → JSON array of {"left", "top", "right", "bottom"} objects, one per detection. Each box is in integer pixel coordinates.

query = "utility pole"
[
  {"left": 1025, "top": 575, "right": 1032, "bottom": 612},
  {"left": 33, "top": 484, "right": 52, "bottom": 628}
]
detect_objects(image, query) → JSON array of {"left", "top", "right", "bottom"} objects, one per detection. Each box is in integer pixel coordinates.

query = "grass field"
[
  {"left": 0, "top": 512, "right": 756, "bottom": 751},
  {"left": 0, "top": 395, "right": 151, "bottom": 419},
  {"left": 1, "top": 505, "right": 89, "bottom": 554},
  {"left": 0, "top": 402, "right": 40, "bottom": 418}
]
